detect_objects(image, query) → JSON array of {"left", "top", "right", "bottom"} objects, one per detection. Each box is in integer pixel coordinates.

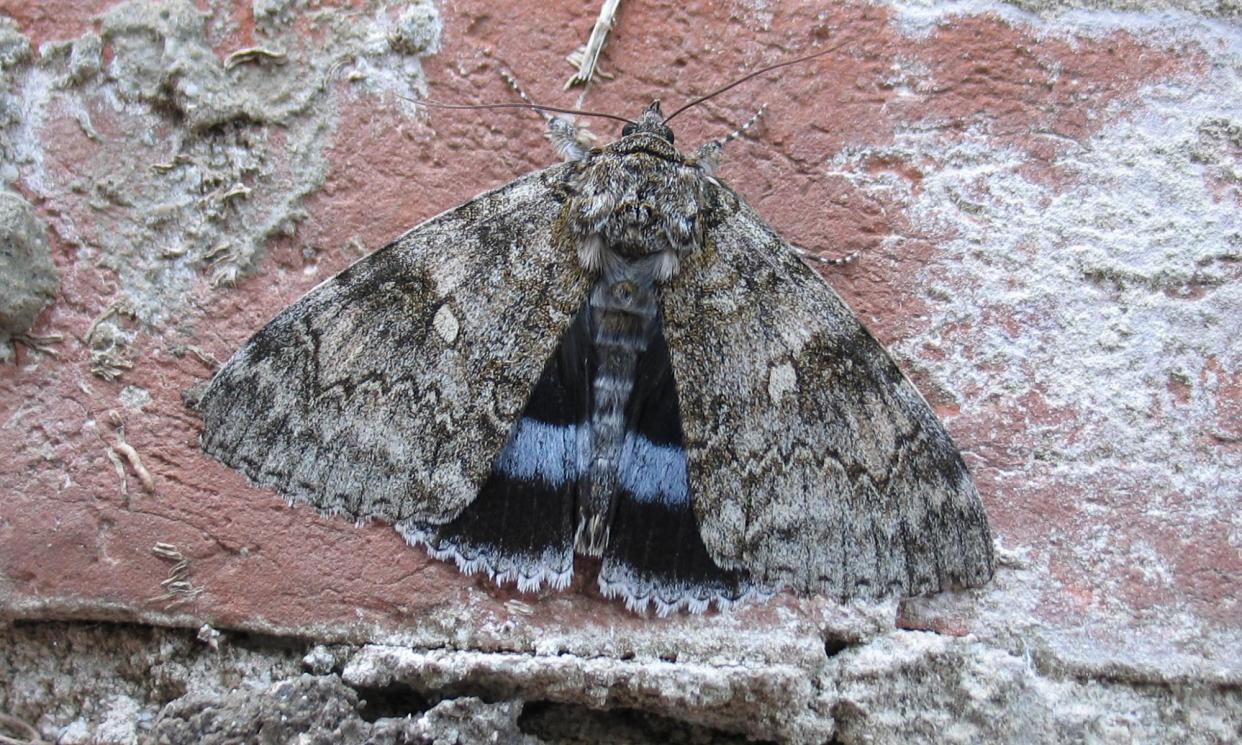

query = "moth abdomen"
[{"left": 579, "top": 263, "right": 661, "bottom": 556}]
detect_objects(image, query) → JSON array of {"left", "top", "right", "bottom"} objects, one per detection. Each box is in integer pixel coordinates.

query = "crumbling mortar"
[{"left": 2, "top": 0, "right": 444, "bottom": 338}]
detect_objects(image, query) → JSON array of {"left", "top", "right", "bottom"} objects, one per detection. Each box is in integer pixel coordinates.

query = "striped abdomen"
[{"left": 577, "top": 270, "right": 659, "bottom": 555}]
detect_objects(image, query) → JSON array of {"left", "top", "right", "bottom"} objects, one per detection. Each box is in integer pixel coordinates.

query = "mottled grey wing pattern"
[
  {"left": 200, "top": 164, "right": 592, "bottom": 525},
  {"left": 661, "top": 184, "right": 994, "bottom": 599}
]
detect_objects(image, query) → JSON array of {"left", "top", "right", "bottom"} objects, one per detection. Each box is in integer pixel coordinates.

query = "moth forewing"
[
  {"left": 199, "top": 167, "right": 591, "bottom": 526},
  {"left": 662, "top": 191, "right": 994, "bottom": 598}
]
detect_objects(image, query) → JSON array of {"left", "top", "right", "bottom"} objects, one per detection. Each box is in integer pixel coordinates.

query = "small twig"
[
  {"left": 145, "top": 587, "right": 204, "bottom": 607},
  {"left": 113, "top": 441, "right": 155, "bottom": 494},
  {"left": 564, "top": 0, "right": 621, "bottom": 90},
  {"left": 202, "top": 242, "right": 242, "bottom": 287},
  {"left": 148, "top": 543, "right": 203, "bottom": 607},
  {"left": 202, "top": 242, "right": 232, "bottom": 262},
  {"left": 150, "top": 154, "right": 192, "bottom": 173},
  {"left": 217, "top": 183, "right": 252, "bottom": 203},
  {"left": 106, "top": 412, "right": 156, "bottom": 496},
  {"left": 106, "top": 447, "right": 128, "bottom": 499},
  {"left": 12, "top": 334, "right": 63, "bottom": 358},
  {"left": 152, "top": 542, "right": 183, "bottom": 561},
  {"left": 90, "top": 356, "right": 133, "bottom": 381},
  {"left": 85, "top": 299, "right": 133, "bottom": 343},
  {"left": 186, "top": 345, "right": 223, "bottom": 371}
]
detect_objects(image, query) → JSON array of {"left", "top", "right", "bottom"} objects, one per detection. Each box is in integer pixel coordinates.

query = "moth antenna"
[
  {"left": 499, "top": 68, "right": 552, "bottom": 124},
  {"left": 501, "top": 68, "right": 599, "bottom": 161},
  {"left": 400, "top": 94, "right": 632, "bottom": 125},
  {"left": 664, "top": 41, "right": 850, "bottom": 123}
]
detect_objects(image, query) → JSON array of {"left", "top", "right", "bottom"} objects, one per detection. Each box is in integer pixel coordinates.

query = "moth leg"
[
  {"left": 500, "top": 69, "right": 597, "bottom": 161},
  {"left": 719, "top": 104, "right": 767, "bottom": 147},
  {"left": 692, "top": 105, "right": 767, "bottom": 176},
  {"left": 792, "top": 245, "right": 860, "bottom": 268}
]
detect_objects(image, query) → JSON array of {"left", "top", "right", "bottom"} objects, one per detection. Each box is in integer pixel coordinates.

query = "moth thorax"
[
  {"left": 578, "top": 236, "right": 683, "bottom": 283},
  {"left": 568, "top": 149, "right": 706, "bottom": 283},
  {"left": 591, "top": 199, "right": 700, "bottom": 268}
]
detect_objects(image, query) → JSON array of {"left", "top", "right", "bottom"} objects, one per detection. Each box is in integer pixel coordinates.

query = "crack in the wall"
[
  {"left": 517, "top": 701, "right": 779, "bottom": 745},
  {"left": 351, "top": 680, "right": 432, "bottom": 722}
]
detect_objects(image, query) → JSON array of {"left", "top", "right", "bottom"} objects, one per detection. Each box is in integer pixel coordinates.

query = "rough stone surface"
[
  {"left": 1, "top": 0, "right": 1240, "bottom": 743},
  {"left": 3, "top": 621, "right": 1238, "bottom": 744},
  {"left": 0, "top": 622, "right": 543, "bottom": 745},
  {"left": 0, "top": 622, "right": 304, "bottom": 743}
]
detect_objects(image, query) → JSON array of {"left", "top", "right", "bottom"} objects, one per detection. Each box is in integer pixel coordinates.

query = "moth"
[{"left": 198, "top": 66, "right": 994, "bottom": 616}]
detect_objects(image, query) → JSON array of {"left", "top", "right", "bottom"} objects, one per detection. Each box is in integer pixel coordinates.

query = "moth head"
[{"left": 621, "top": 101, "right": 675, "bottom": 144}]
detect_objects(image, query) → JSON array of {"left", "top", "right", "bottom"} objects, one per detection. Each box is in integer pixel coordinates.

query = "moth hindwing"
[{"left": 199, "top": 101, "right": 994, "bottom": 615}]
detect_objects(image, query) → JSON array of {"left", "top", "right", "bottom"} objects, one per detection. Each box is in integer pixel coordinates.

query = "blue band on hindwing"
[
  {"left": 399, "top": 305, "right": 592, "bottom": 592},
  {"left": 494, "top": 418, "right": 588, "bottom": 487},
  {"left": 616, "top": 432, "right": 689, "bottom": 506},
  {"left": 403, "top": 293, "right": 751, "bottom": 613}
]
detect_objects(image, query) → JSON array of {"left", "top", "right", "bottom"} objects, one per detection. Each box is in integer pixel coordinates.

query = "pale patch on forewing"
[
  {"left": 432, "top": 303, "right": 459, "bottom": 344},
  {"left": 768, "top": 361, "right": 797, "bottom": 403}
]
